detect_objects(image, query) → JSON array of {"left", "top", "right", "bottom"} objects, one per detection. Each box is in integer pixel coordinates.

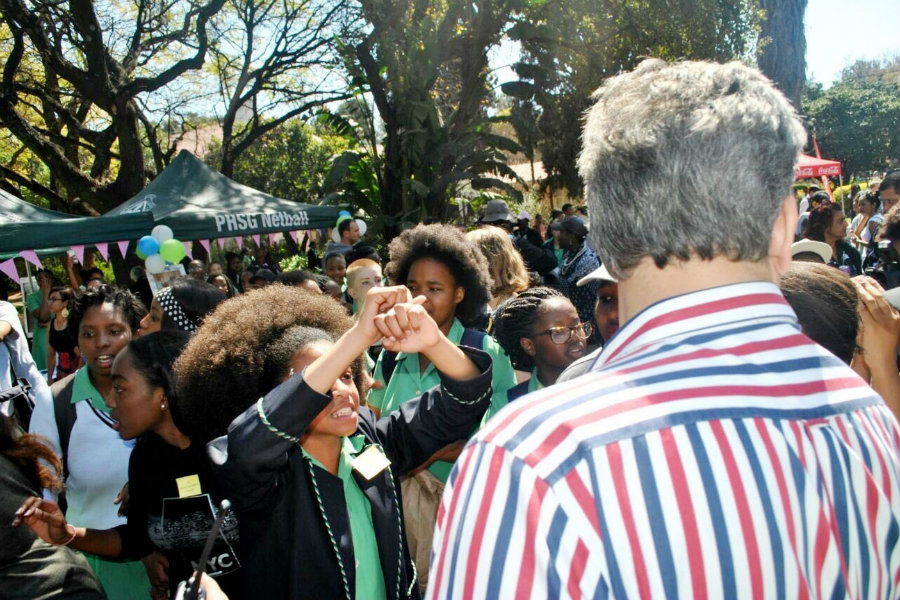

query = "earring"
[{"left": 161, "top": 403, "right": 167, "bottom": 410}]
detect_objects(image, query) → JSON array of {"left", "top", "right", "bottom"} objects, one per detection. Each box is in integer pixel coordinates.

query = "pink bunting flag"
[
  {"left": 117, "top": 240, "right": 129, "bottom": 257},
  {"left": 95, "top": 242, "right": 109, "bottom": 261},
  {"left": 183, "top": 241, "right": 193, "bottom": 259},
  {"left": 216, "top": 237, "right": 226, "bottom": 250},
  {"left": 288, "top": 230, "right": 299, "bottom": 243},
  {"left": 252, "top": 233, "right": 261, "bottom": 246},
  {"left": 268, "top": 233, "right": 277, "bottom": 246},
  {"left": 199, "top": 239, "right": 211, "bottom": 254},
  {"left": 19, "top": 250, "right": 43, "bottom": 269},
  {"left": 0, "top": 259, "right": 20, "bottom": 283},
  {"left": 235, "top": 236, "right": 243, "bottom": 249},
  {"left": 71, "top": 244, "right": 85, "bottom": 264}
]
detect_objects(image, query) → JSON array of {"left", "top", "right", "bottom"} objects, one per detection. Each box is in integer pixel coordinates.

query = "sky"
[
  {"left": 491, "top": 0, "right": 900, "bottom": 88},
  {"left": 805, "top": 0, "right": 899, "bottom": 86}
]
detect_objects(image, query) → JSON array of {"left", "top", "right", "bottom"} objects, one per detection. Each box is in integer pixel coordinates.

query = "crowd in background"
[{"left": 1, "top": 58, "right": 900, "bottom": 600}]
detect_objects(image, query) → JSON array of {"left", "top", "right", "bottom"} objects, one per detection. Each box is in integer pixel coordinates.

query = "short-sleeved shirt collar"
[{"left": 71, "top": 366, "right": 111, "bottom": 413}]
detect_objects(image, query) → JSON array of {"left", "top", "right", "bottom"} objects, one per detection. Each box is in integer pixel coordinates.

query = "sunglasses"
[{"left": 533, "top": 322, "right": 592, "bottom": 344}]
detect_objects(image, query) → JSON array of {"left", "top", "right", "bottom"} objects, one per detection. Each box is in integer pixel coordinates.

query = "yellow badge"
[
  {"left": 175, "top": 474, "right": 202, "bottom": 498},
  {"left": 351, "top": 445, "right": 391, "bottom": 480}
]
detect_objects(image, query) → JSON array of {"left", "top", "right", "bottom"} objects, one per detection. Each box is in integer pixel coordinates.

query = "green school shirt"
[
  {"left": 25, "top": 292, "right": 48, "bottom": 371},
  {"left": 303, "top": 436, "right": 386, "bottom": 600},
  {"left": 481, "top": 367, "right": 543, "bottom": 426},
  {"left": 366, "top": 318, "right": 516, "bottom": 482},
  {"left": 71, "top": 366, "right": 111, "bottom": 412}
]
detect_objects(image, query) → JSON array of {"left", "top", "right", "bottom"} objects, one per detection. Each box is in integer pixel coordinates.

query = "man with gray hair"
[{"left": 427, "top": 59, "right": 900, "bottom": 599}]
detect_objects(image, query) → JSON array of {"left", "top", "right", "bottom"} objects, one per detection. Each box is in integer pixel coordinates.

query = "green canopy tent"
[
  {"left": 105, "top": 150, "right": 340, "bottom": 241},
  {"left": 0, "top": 188, "right": 155, "bottom": 258}
]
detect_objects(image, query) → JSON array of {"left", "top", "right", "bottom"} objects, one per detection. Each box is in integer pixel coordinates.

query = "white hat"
[
  {"left": 791, "top": 239, "right": 832, "bottom": 264},
  {"left": 577, "top": 263, "right": 617, "bottom": 286},
  {"left": 517, "top": 211, "right": 531, "bottom": 221}
]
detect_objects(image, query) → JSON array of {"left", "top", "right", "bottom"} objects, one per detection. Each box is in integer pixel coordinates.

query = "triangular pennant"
[
  {"left": 288, "top": 230, "right": 299, "bottom": 243},
  {"left": 235, "top": 236, "right": 243, "bottom": 249},
  {"left": 183, "top": 240, "right": 193, "bottom": 259},
  {"left": 95, "top": 242, "right": 109, "bottom": 261},
  {"left": 268, "top": 233, "right": 277, "bottom": 246},
  {"left": 71, "top": 244, "right": 85, "bottom": 264},
  {"left": 117, "top": 240, "right": 129, "bottom": 257},
  {"left": 252, "top": 233, "right": 261, "bottom": 246},
  {"left": 0, "top": 259, "right": 20, "bottom": 283},
  {"left": 216, "top": 237, "right": 226, "bottom": 250},
  {"left": 199, "top": 239, "right": 211, "bottom": 254},
  {"left": 19, "top": 250, "right": 43, "bottom": 269}
]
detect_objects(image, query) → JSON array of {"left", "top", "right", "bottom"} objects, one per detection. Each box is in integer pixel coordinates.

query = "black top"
[
  {"left": 0, "top": 453, "right": 105, "bottom": 599},
  {"left": 122, "top": 434, "right": 242, "bottom": 597},
  {"left": 48, "top": 322, "right": 76, "bottom": 354},
  {"left": 207, "top": 346, "right": 494, "bottom": 600}
]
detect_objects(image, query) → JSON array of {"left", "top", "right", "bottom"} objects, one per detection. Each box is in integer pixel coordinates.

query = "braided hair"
[{"left": 490, "top": 287, "right": 563, "bottom": 371}]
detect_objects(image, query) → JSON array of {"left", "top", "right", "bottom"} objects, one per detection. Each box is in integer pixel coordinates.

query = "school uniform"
[{"left": 207, "top": 347, "right": 493, "bottom": 600}]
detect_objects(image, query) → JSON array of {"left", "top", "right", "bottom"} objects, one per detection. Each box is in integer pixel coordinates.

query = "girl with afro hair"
[
  {"left": 367, "top": 224, "right": 516, "bottom": 591},
  {"left": 486, "top": 287, "right": 589, "bottom": 422},
  {"left": 173, "top": 284, "right": 495, "bottom": 600}
]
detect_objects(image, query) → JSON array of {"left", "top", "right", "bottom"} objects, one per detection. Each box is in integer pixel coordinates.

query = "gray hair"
[{"left": 578, "top": 59, "right": 806, "bottom": 277}]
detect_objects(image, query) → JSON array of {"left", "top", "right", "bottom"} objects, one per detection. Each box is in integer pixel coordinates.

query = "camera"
[{"left": 868, "top": 240, "right": 900, "bottom": 290}]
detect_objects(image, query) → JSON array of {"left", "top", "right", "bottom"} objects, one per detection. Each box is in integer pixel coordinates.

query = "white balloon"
[
  {"left": 356, "top": 219, "right": 367, "bottom": 237},
  {"left": 331, "top": 227, "right": 341, "bottom": 243},
  {"left": 145, "top": 254, "right": 166, "bottom": 274},
  {"left": 151, "top": 225, "right": 174, "bottom": 243}
]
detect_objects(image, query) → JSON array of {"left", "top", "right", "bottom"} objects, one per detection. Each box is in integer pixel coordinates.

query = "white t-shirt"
[{"left": 0, "top": 301, "right": 51, "bottom": 405}]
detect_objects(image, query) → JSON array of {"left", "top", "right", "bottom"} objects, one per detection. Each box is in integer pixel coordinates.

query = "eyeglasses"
[
  {"left": 49, "top": 296, "right": 63, "bottom": 302},
  {"left": 533, "top": 322, "right": 592, "bottom": 344}
]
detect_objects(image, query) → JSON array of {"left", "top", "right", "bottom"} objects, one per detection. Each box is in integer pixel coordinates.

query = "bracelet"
[{"left": 61, "top": 524, "right": 77, "bottom": 546}]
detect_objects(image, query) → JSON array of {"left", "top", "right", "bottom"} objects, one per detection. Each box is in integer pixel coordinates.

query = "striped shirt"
[{"left": 427, "top": 281, "right": 900, "bottom": 599}]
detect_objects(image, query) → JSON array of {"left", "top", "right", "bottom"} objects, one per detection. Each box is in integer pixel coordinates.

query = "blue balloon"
[
  {"left": 138, "top": 235, "right": 160, "bottom": 257},
  {"left": 338, "top": 210, "right": 352, "bottom": 217}
]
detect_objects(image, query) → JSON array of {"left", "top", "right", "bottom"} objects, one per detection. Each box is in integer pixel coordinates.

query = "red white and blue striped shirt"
[{"left": 427, "top": 282, "right": 900, "bottom": 599}]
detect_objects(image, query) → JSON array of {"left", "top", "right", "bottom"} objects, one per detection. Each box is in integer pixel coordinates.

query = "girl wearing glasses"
[
  {"left": 46, "top": 287, "right": 80, "bottom": 383},
  {"left": 487, "top": 287, "right": 589, "bottom": 421}
]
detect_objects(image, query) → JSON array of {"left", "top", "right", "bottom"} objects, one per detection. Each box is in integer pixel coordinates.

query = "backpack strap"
[
  {"left": 50, "top": 372, "right": 77, "bottom": 480},
  {"left": 459, "top": 328, "right": 487, "bottom": 350},
  {"left": 379, "top": 350, "right": 399, "bottom": 388}
]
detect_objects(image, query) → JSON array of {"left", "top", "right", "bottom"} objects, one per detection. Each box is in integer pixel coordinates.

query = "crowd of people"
[{"left": 1, "top": 58, "right": 900, "bottom": 599}]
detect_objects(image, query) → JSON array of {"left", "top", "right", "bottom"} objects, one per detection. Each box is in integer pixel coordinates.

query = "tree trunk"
[{"left": 757, "top": 0, "right": 808, "bottom": 109}]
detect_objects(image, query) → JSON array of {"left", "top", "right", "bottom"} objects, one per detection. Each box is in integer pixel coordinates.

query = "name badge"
[
  {"left": 175, "top": 474, "right": 202, "bottom": 498},
  {"left": 352, "top": 445, "right": 391, "bottom": 480}
]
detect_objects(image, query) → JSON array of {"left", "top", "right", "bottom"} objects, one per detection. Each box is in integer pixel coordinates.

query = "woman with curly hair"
[
  {"left": 487, "top": 287, "right": 588, "bottom": 421},
  {"left": 803, "top": 202, "right": 862, "bottom": 276},
  {"left": 368, "top": 223, "right": 516, "bottom": 591},
  {"left": 28, "top": 285, "right": 150, "bottom": 599},
  {"left": 466, "top": 226, "right": 530, "bottom": 309},
  {"left": 174, "top": 284, "right": 494, "bottom": 599}
]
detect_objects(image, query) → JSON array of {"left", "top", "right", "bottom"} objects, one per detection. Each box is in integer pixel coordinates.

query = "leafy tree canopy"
[{"left": 802, "top": 57, "right": 900, "bottom": 177}]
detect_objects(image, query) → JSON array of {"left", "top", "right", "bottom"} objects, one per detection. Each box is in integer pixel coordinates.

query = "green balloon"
[
  {"left": 159, "top": 238, "right": 186, "bottom": 263},
  {"left": 135, "top": 247, "right": 147, "bottom": 260}
]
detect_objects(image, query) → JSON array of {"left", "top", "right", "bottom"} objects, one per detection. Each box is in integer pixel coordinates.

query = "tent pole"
[
  {"left": 22, "top": 258, "right": 32, "bottom": 337},
  {"left": 839, "top": 174, "right": 845, "bottom": 215}
]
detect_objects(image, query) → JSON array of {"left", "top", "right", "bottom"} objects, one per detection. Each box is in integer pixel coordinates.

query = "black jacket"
[{"left": 207, "top": 347, "right": 493, "bottom": 600}]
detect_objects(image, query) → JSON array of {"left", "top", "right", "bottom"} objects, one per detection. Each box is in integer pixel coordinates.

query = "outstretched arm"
[{"left": 13, "top": 496, "right": 123, "bottom": 558}]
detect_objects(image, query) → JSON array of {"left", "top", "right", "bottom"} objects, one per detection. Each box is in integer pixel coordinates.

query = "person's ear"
[
  {"left": 768, "top": 195, "right": 797, "bottom": 280},
  {"left": 454, "top": 286, "right": 465, "bottom": 305},
  {"left": 520, "top": 337, "right": 536, "bottom": 357}
]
